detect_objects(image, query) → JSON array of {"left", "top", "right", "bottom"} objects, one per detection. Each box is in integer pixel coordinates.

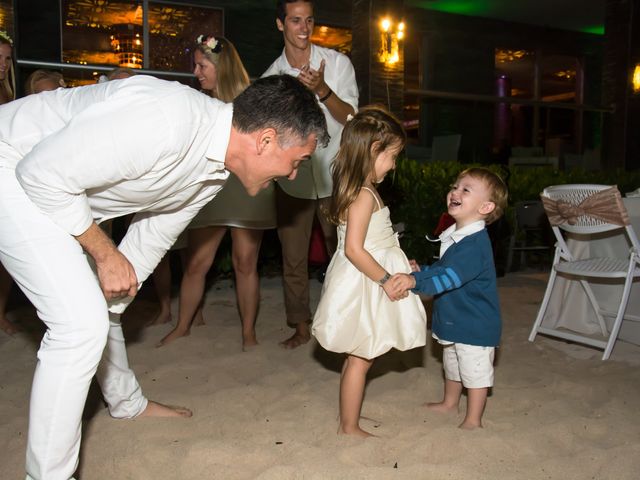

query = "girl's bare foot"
[
  {"left": 156, "top": 327, "right": 190, "bottom": 347},
  {"left": 138, "top": 400, "right": 192, "bottom": 418},
  {"left": 424, "top": 401, "right": 458, "bottom": 414},
  {"left": 0, "top": 316, "right": 20, "bottom": 335}
]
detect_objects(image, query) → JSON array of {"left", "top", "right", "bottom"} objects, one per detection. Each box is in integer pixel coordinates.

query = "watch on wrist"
[{"left": 378, "top": 272, "right": 391, "bottom": 286}]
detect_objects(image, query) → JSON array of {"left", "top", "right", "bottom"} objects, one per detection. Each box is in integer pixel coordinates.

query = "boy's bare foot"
[
  {"left": 156, "top": 327, "right": 190, "bottom": 347},
  {"left": 147, "top": 310, "right": 172, "bottom": 326},
  {"left": 338, "top": 425, "right": 375, "bottom": 438},
  {"left": 280, "top": 323, "right": 310, "bottom": 349},
  {"left": 0, "top": 316, "right": 20, "bottom": 335},
  {"left": 459, "top": 420, "right": 482, "bottom": 430},
  {"left": 424, "top": 401, "right": 458, "bottom": 414},
  {"left": 138, "top": 400, "right": 192, "bottom": 418}
]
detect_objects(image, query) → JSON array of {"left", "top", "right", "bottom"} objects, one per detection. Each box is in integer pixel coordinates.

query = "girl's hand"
[
  {"left": 389, "top": 273, "right": 416, "bottom": 294},
  {"left": 382, "top": 274, "right": 411, "bottom": 301}
]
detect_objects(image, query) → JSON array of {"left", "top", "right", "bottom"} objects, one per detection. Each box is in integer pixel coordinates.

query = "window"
[{"left": 60, "top": 0, "right": 223, "bottom": 84}]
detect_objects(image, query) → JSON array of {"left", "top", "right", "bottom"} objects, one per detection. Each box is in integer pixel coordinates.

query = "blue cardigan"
[{"left": 411, "top": 229, "right": 501, "bottom": 347}]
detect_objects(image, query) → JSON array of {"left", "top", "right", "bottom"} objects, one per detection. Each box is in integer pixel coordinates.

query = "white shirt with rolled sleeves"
[
  {"left": 0, "top": 75, "right": 234, "bottom": 479},
  {"left": 1, "top": 75, "right": 230, "bottom": 310},
  {"left": 262, "top": 44, "right": 358, "bottom": 199}
]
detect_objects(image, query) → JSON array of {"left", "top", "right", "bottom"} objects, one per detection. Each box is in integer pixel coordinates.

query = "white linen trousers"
[{"left": 0, "top": 160, "right": 147, "bottom": 480}]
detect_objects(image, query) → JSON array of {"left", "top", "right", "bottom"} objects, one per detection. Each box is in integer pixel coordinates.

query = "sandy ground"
[{"left": 1, "top": 271, "right": 639, "bottom": 479}]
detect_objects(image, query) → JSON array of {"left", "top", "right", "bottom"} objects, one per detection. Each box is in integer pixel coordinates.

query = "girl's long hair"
[
  {"left": 196, "top": 36, "right": 249, "bottom": 102},
  {"left": 328, "top": 106, "right": 406, "bottom": 224},
  {"left": 0, "top": 36, "right": 16, "bottom": 103}
]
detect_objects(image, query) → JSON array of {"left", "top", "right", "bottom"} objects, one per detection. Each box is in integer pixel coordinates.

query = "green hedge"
[{"left": 380, "top": 158, "right": 640, "bottom": 262}]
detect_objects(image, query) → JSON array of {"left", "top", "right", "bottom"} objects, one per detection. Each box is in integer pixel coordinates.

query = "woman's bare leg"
[
  {"left": 230, "top": 227, "right": 263, "bottom": 349},
  {"left": 157, "top": 226, "right": 226, "bottom": 346},
  {"left": 339, "top": 354, "right": 374, "bottom": 437},
  {"left": 148, "top": 254, "right": 173, "bottom": 326},
  {"left": 0, "top": 263, "right": 19, "bottom": 334}
]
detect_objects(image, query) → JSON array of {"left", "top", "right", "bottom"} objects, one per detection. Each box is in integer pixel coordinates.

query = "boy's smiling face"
[{"left": 447, "top": 174, "right": 496, "bottom": 228}]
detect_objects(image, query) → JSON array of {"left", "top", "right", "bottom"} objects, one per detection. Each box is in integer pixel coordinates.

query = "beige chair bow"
[{"left": 541, "top": 186, "right": 629, "bottom": 226}]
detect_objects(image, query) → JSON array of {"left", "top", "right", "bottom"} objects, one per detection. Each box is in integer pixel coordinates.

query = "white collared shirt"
[
  {"left": 0, "top": 75, "right": 231, "bottom": 285},
  {"left": 438, "top": 220, "right": 487, "bottom": 258},
  {"left": 262, "top": 44, "right": 359, "bottom": 199}
]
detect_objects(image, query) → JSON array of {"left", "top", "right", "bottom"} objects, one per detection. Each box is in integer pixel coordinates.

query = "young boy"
[{"left": 391, "top": 167, "right": 508, "bottom": 429}]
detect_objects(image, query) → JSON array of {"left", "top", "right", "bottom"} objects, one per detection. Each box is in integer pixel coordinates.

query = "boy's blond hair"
[{"left": 456, "top": 167, "right": 508, "bottom": 225}]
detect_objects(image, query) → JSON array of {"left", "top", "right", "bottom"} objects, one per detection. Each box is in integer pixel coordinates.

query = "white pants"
[
  {"left": 0, "top": 164, "right": 147, "bottom": 480},
  {"left": 442, "top": 343, "right": 495, "bottom": 389}
]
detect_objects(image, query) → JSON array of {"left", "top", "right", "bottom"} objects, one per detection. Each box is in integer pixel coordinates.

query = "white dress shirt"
[
  {"left": 438, "top": 220, "right": 487, "bottom": 257},
  {"left": 262, "top": 44, "right": 359, "bottom": 199},
  {"left": 0, "top": 75, "right": 231, "bottom": 284}
]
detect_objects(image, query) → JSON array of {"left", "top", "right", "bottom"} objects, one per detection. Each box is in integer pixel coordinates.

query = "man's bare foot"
[
  {"left": 0, "top": 316, "right": 20, "bottom": 335},
  {"left": 138, "top": 400, "right": 192, "bottom": 418},
  {"left": 424, "top": 401, "right": 458, "bottom": 414},
  {"left": 156, "top": 327, "right": 190, "bottom": 347},
  {"left": 280, "top": 323, "right": 310, "bottom": 349},
  {"left": 147, "top": 309, "right": 172, "bottom": 326}
]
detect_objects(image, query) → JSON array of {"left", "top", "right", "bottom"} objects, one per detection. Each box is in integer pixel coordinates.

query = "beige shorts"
[{"left": 443, "top": 343, "right": 495, "bottom": 388}]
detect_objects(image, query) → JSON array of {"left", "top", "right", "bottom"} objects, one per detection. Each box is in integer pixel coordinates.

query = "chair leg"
[
  {"left": 529, "top": 268, "right": 558, "bottom": 342},
  {"left": 578, "top": 279, "right": 609, "bottom": 337},
  {"left": 602, "top": 272, "right": 635, "bottom": 360}
]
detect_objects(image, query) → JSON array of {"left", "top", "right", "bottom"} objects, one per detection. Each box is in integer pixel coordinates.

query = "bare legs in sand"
[
  {"left": 339, "top": 354, "right": 374, "bottom": 437},
  {"left": 426, "top": 379, "right": 488, "bottom": 429},
  {"left": 157, "top": 226, "right": 262, "bottom": 349},
  {"left": 0, "top": 264, "right": 19, "bottom": 335}
]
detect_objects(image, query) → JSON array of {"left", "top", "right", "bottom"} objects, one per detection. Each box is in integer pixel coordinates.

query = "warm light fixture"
[
  {"left": 495, "top": 48, "right": 532, "bottom": 63},
  {"left": 633, "top": 64, "right": 640, "bottom": 94},
  {"left": 110, "top": 24, "right": 143, "bottom": 69},
  {"left": 378, "top": 17, "right": 405, "bottom": 65}
]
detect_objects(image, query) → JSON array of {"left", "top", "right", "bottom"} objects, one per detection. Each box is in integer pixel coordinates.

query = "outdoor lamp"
[
  {"left": 378, "top": 17, "right": 405, "bottom": 65},
  {"left": 633, "top": 63, "right": 640, "bottom": 94}
]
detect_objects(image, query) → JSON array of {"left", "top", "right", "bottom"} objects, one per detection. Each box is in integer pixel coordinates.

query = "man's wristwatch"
[{"left": 378, "top": 272, "right": 391, "bottom": 286}]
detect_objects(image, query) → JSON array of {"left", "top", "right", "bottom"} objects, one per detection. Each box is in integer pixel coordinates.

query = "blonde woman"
[
  {"left": 157, "top": 36, "right": 276, "bottom": 348},
  {"left": 0, "top": 31, "right": 16, "bottom": 334},
  {"left": 0, "top": 30, "right": 15, "bottom": 104}
]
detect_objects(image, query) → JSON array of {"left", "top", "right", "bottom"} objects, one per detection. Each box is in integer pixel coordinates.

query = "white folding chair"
[
  {"left": 506, "top": 200, "right": 553, "bottom": 272},
  {"left": 528, "top": 184, "right": 640, "bottom": 360}
]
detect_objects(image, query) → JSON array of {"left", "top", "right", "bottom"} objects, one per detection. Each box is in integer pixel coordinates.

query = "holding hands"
[
  {"left": 389, "top": 273, "right": 417, "bottom": 294},
  {"left": 382, "top": 259, "right": 421, "bottom": 301}
]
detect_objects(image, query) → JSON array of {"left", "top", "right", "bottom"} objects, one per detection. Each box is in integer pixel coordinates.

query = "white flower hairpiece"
[
  {"left": 346, "top": 114, "right": 354, "bottom": 122},
  {"left": 0, "top": 30, "right": 13, "bottom": 45},
  {"left": 196, "top": 35, "right": 222, "bottom": 53}
]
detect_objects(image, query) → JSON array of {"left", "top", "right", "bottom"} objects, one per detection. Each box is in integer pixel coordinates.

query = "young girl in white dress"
[{"left": 312, "top": 107, "right": 426, "bottom": 437}]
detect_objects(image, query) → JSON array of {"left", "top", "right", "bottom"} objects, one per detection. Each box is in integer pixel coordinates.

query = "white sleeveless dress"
[{"left": 312, "top": 189, "right": 427, "bottom": 359}]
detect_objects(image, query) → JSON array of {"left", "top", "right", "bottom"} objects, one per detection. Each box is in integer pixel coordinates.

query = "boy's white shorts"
[{"left": 442, "top": 343, "right": 495, "bottom": 388}]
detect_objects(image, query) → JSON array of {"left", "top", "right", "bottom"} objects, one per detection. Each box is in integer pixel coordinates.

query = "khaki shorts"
[{"left": 443, "top": 343, "right": 495, "bottom": 388}]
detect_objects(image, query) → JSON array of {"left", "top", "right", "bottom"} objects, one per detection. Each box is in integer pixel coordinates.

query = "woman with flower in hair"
[
  {"left": 157, "top": 35, "right": 276, "bottom": 349},
  {"left": 0, "top": 30, "right": 17, "bottom": 334},
  {"left": 0, "top": 30, "right": 15, "bottom": 104}
]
